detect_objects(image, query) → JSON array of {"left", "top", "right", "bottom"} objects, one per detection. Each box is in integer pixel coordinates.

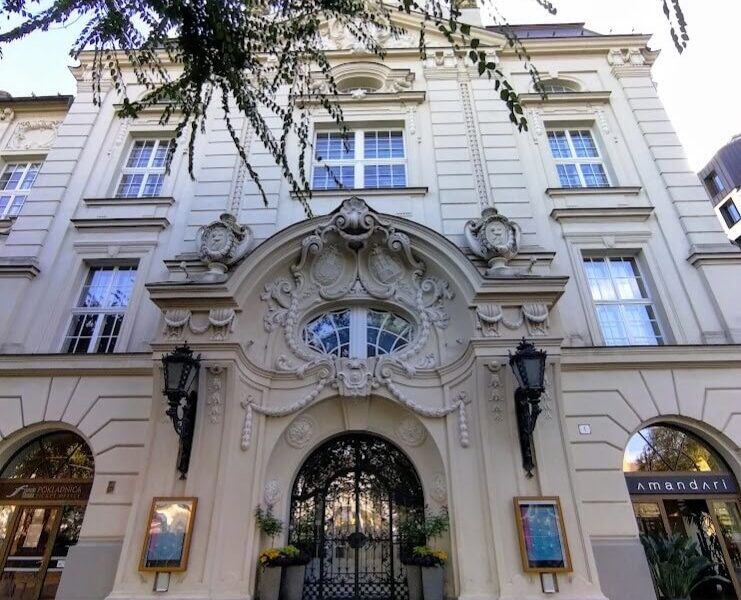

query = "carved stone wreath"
[{"left": 250, "top": 198, "right": 472, "bottom": 448}]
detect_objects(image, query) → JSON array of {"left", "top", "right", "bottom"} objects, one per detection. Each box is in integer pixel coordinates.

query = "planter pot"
[
  {"left": 280, "top": 564, "right": 306, "bottom": 600},
  {"left": 406, "top": 565, "right": 422, "bottom": 600},
  {"left": 421, "top": 565, "right": 444, "bottom": 600},
  {"left": 258, "top": 565, "right": 282, "bottom": 600}
]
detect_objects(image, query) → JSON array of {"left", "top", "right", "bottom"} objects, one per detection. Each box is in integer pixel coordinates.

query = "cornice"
[
  {"left": 546, "top": 186, "right": 642, "bottom": 198},
  {"left": 296, "top": 91, "right": 425, "bottom": 107},
  {"left": 561, "top": 345, "right": 741, "bottom": 370},
  {"left": 0, "top": 353, "right": 153, "bottom": 376},
  {"left": 550, "top": 206, "right": 653, "bottom": 223},
  {"left": 520, "top": 91, "right": 611, "bottom": 106},
  {"left": 687, "top": 244, "right": 741, "bottom": 266},
  {"left": 0, "top": 256, "right": 40, "bottom": 279},
  {"left": 292, "top": 187, "right": 428, "bottom": 200},
  {"left": 472, "top": 275, "right": 569, "bottom": 307},
  {"left": 70, "top": 217, "right": 170, "bottom": 232},
  {"left": 499, "top": 34, "right": 654, "bottom": 58},
  {"left": 83, "top": 196, "right": 175, "bottom": 207}
]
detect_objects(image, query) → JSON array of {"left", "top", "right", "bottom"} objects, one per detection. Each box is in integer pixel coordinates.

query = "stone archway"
[{"left": 288, "top": 433, "right": 424, "bottom": 600}]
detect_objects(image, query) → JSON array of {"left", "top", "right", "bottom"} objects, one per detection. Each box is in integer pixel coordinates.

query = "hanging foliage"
[{"left": 0, "top": 0, "right": 688, "bottom": 216}]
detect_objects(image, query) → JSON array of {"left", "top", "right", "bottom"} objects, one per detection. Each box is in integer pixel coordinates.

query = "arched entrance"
[
  {"left": 624, "top": 424, "right": 741, "bottom": 599},
  {"left": 288, "top": 433, "right": 425, "bottom": 600},
  {"left": 0, "top": 431, "right": 94, "bottom": 600}
]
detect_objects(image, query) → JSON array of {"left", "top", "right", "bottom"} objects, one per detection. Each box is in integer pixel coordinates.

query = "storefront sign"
[
  {"left": 0, "top": 480, "right": 92, "bottom": 502},
  {"left": 625, "top": 473, "right": 738, "bottom": 495}
]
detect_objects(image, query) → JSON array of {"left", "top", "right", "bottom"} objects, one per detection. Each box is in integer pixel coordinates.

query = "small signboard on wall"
[
  {"left": 139, "top": 497, "right": 197, "bottom": 572},
  {"left": 514, "top": 497, "right": 572, "bottom": 574},
  {"left": 625, "top": 473, "right": 738, "bottom": 495}
]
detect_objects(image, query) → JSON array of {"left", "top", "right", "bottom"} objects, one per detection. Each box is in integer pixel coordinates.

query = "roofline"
[{"left": 0, "top": 95, "right": 74, "bottom": 110}]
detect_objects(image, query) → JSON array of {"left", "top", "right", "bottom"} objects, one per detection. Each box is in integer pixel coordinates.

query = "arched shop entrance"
[
  {"left": 624, "top": 424, "right": 741, "bottom": 600},
  {"left": 0, "top": 431, "right": 94, "bottom": 600},
  {"left": 288, "top": 433, "right": 425, "bottom": 600}
]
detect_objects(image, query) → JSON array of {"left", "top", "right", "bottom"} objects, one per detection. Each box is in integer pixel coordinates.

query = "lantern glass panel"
[
  {"left": 163, "top": 358, "right": 186, "bottom": 394},
  {"left": 523, "top": 355, "right": 545, "bottom": 390}
]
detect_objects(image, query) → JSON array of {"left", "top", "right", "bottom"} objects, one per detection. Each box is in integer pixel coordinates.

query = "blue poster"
[{"left": 519, "top": 504, "right": 565, "bottom": 568}]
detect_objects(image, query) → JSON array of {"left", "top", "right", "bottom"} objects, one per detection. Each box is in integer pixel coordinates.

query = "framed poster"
[
  {"left": 139, "top": 497, "right": 197, "bottom": 572},
  {"left": 513, "top": 496, "right": 572, "bottom": 574}
]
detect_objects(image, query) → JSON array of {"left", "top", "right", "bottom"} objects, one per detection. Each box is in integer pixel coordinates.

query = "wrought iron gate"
[{"left": 289, "top": 434, "right": 425, "bottom": 600}]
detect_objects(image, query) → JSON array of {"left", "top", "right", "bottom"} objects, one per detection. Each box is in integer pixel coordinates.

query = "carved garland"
[
  {"left": 476, "top": 303, "right": 550, "bottom": 337},
  {"left": 163, "top": 308, "right": 236, "bottom": 341},
  {"left": 255, "top": 198, "right": 472, "bottom": 447}
]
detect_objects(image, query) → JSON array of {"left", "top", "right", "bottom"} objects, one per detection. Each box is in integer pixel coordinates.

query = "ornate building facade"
[{"left": 0, "top": 8, "right": 740, "bottom": 600}]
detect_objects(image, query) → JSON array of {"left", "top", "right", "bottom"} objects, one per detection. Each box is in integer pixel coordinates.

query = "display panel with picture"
[
  {"left": 139, "top": 497, "right": 197, "bottom": 572},
  {"left": 513, "top": 497, "right": 572, "bottom": 574}
]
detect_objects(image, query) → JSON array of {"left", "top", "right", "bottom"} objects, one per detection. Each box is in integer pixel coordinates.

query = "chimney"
[{"left": 457, "top": 0, "right": 483, "bottom": 28}]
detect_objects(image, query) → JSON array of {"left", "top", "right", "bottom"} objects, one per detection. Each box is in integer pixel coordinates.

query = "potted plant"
[
  {"left": 641, "top": 532, "right": 731, "bottom": 600},
  {"left": 400, "top": 507, "right": 449, "bottom": 600},
  {"left": 255, "top": 506, "right": 284, "bottom": 600}
]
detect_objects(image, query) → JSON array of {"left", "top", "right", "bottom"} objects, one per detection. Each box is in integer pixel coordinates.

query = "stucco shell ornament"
[
  {"left": 194, "top": 213, "right": 254, "bottom": 283},
  {"left": 242, "top": 198, "right": 472, "bottom": 449},
  {"left": 465, "top": 207, "right": 531, "bottom": 277}
]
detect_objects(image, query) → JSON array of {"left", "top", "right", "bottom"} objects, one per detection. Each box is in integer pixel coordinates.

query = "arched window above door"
[
  {"left": 1, "top": 431, "right": 94, "bottom": 480},
  {"left": 623, "top": 425, "right": 727, "bottom": 473}
]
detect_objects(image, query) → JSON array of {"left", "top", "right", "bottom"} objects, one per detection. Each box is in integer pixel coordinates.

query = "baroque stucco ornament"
[
  {"left": 195, "top": 213, "right": 253, "bottom": 283},
  {"left": 247, "top": 198, "right": 471, "bottom": 448},
  {"left": 465, "top": 207, "right": 528, "bottom": 277}
]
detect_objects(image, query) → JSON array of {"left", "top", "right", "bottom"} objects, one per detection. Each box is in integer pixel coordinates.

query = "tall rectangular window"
[
  {"left": 547, "top": 129, "right": 609, "bottom": 188},
  {"left": 704, "top": 171, "right": 724, "bottom": 197},
  {"left": 312, "top": 129, "right": 406, "bottom": 190},
  {"left": 0, "top": 162, "right": 42, "bottom": 218},
  {"left": 583, "top": 256, "right": 663, "bottom": 346},
  {"left": 64, "top": 265, "right": 137, "bottom": 354},
  {"left": 115, "top": 139, "right": 173, "bottom": 198}
]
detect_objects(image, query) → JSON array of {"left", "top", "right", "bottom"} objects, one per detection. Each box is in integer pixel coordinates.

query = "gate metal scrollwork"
[{"left": 289, "top": 434, "right": 425, "bottom": 600}]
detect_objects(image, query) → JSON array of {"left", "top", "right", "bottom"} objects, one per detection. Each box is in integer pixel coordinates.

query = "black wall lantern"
[
  {"left": 162, "top": 344, "right": 201, "bottom": 479},
  {"left": 509, "top": 338, "right": 547, "bottom": 478}
]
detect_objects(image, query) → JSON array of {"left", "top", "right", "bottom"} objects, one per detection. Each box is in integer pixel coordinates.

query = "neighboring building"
[
  {"left": 1, "top": 7, "right": 741, "bottom": 600},
  {"left": 699, "top": 134, "right": 741, "bottom": 248}
]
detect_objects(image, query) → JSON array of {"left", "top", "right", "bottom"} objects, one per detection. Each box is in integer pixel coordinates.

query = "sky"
[{"left": 0, "top": 0, "right": 739, "bottom": 170}]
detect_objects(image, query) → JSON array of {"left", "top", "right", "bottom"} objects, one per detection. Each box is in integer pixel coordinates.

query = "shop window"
[
  {"left": 583, "top": 255, "right": 663, "bottom": 346},
  {"left": 0, "top": 161, "right": 42, "bottom": 218},
  {"left": 115, "top": 138, "right": 173, "bottom": 198},
  {"left": 624, "top": 425, "right": 741, "bottom": 600},
  {"left": 0, "top": 431, "right": 93, "bottom": 600},
  {"left": 63, "top": 265, "right": 138, "bottom": 354},
  {"left": 547, "top": 129, "right": 610, "bottom": 188},
  {"left": 311, "top": 129, "right": 407, "bottom": 190},
  {"left": 302, "top": 307, "right": 414, "bottom": 359}
]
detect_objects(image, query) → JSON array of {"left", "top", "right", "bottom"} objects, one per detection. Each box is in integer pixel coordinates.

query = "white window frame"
[
  {"left": 311, "top": 129, "right": 407, "bottom": 190},
  {"left": 303, "top": 307, "right": 414, "bottom": 359},
  {"left": 0, "top": 161, "right": 42, "bottom": 218},
  {"left": 547, "top": 129, "right": 611, "bottom": 189},
  {"left": 64, "top": 264, "right": 138, "bottom": 354},
  {"left": 115, "top": 138, "right": 174, "bottom": 198},
  {"left": 582, "top": 255, "right": 664, "bottom": 346}
]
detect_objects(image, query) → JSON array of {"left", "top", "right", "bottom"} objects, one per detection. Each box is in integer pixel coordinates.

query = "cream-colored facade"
[{"left": 1, "top": 8, "right": 741, "bottom": 600}]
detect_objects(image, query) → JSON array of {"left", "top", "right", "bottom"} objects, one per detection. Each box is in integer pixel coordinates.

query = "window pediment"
[{"left": 310, "top": 62, "right": 415, "bottom": 97}]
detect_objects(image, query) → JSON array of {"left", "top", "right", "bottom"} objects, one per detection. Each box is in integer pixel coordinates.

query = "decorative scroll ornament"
[
  {"left": 7, "top": 120, "right": 61, "bottom": 150},
  {"left": 475, "top": 303, "right": 550, "bottom": 337},
  {"left": 206, "top": 366, "right": 224, "bottom": 424},
  {"left": 163, "top": 308, "right": 236, "bottom": 341},
  {"left": 263, "top": 480, "right": 282, "bottom": 506},
  {"left": 285, "top": 414, "right": 316, "bottom": 449},
  {"left": 195, "top": 213, "right": 254, "bottom": 283},
  {"left": 396, "top": 418, "right": 427, "bottom": 447},
  {"left": 465, "top": 208, "right": 529, "bottom": 277},
  {"left": 430, "top": 473, "right": 447, "bottom": 503}
]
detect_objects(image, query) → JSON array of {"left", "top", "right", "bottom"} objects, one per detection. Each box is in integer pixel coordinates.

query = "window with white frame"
[
  {"left": 115, "top": 139, "right": 173, "bottom": 198},
  {"left": 312, "top": 129, "right": 407, "bottom": 190},
  {"left": 0, "top": 161, "right": 42, "bottom": 218},
  {"left": 535, "top": 80, "right": 579, "bottom": 94},
  {"left": 583, "top": 256, "right": 663, "bottom": 346},
  {"left": 64, "top": 265, "right": 138, "bottom": 354},
  {"left": 547, "top": 129, "right": 610, "bottom": 188},
  {"left": 303, "top": 307, "right": 414, "bottom": 358}
]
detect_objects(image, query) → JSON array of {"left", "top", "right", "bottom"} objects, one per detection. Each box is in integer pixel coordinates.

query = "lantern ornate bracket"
[
  {"left": 508, "top": 338, "right": 547, "bottom": 478},
  {"left": 162, "top": 344, "right": 201, "bottom": 479}
]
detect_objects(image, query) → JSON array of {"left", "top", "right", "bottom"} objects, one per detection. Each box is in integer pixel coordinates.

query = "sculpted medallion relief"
[
  {"left": 465, "top": 207, "right": 530, "bottom": 277},
  {"left": 396, "top": 418, "right": 427, "bottom": 447},
  {"left": 285, "top": 414, "right": 316, "bottom": 449}
]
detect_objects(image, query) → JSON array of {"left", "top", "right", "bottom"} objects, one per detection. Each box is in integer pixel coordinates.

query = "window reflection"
[{"left": 623, "top": 426, "right": 726, "bottom": 473}]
